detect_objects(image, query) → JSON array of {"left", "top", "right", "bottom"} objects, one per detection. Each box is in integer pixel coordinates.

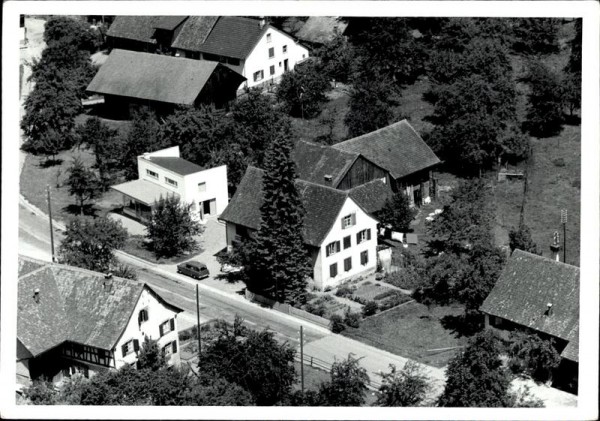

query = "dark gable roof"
[
  {"left": 145, "top": 156, "right": 204, "bottom": 176},
  {"left": 107, "top": 16, "right": 160, "bottom": 44},
  {"left": 219, "top": 166, "right": 350, "bottom": 247},
  {"left": 333, "top": 120, "right": 441, "bottom": 180},
  {"left": 87, "top": 49, "right": 244, "bottom": 105},
  {"left": 18, "top": 256, "right": 46, "bottom": 277},
  {"left": 480, "top": 250, "right": 579, "bottom": 361},
  {"left": 17, "top": 260, "right": 183, "bottom": 357},
  {"left": 153, "top": 16, "right": 188, "bottom": 31},
  {"left": 291, "top": 140, "right": 358, "bottom": 188},
  {"left": 349, "top": 179, "right": 394, "bottom": 215},
  {"left": 173, "top": 16, "right": 268, "bottom": 59}
]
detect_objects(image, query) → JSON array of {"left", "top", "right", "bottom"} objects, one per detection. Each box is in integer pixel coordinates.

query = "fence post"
[{"left": 310, "top": 356, "right": 313, "bottom": 367}]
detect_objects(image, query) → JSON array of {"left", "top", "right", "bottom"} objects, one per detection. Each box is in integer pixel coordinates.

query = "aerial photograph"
[{"left": 6, "top": 5, "right": 597, "bottom": 417}]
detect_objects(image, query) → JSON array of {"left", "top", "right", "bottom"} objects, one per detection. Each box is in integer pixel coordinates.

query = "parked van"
[{"left": 176, "top": 260, "right": 209, "bottom": 280}]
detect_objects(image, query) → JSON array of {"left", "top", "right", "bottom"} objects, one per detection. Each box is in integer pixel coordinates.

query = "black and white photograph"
[{"left": 1, "top": 1, "right": 598, "bottom": 419}]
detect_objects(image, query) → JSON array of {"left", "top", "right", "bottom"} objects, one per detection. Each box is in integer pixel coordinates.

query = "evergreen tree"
[
  {"left": 66, "top": 157, "right": 101, "bottom": 215},
  {"left": 524, "top": 60, "right": 564, "bottom": 137},
  {"left": 136, "top": 336, "right": 166, "bottom": 371},
  {"left": 377, "top": 192, "right": 415, "bottom": 232},
  {"left": 242, "top": 136, "right": 311, "bottom": 305},
  {"left": 146, "top": 195, "right": 203, "bottom": 259},
  {"left": 509, "top": 223, "right": 540, "bottom": 254}
]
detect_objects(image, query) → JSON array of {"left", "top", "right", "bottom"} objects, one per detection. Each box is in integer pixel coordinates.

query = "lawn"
[{"left": 342, "top": 301, "right": 468, "bottom": 368}]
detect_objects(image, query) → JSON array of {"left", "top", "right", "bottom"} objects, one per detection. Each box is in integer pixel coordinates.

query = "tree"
[
  {"left": 507, "top": 330, "right": 561, "bottom": 383},
  {"left": 318, "top": 354, "right": 370, "bottom": 406},
  {"left": 277, "top": 59, "right": 331, "bottom": 118},
  {"left": 563, "top": 19, "right": 582, "bottom": 121},
  {"left": 21, "top": 380, "right": 57, "bottom": 405},
  {"left": 239, "top": 135, "right": 311, "bottom": 305},
  {"left": 200, "top": 325, "right": 297, "bottom": 405},
  {"left": 509, "top": 223, "right": 540, "bottom": 254},
  {"left": 66, "top": 157, "right": 101, "bottom": 215},
  {"left": 111, "top": 263, "right": 138, "bottom": 281},
  {"left": 136, "top": 336, "right": 166, "bottom": 371},
  {"left": 43, "top": 16, "right": 98, "bottom": 52},
  {"left": 377, "top": 192, "right": 415, "bottom": 232},
  {"left": 512, "top": 18, "right": 561, "bottom": 55},
  {"left": 344, "top": 77, "right": 398, "bottom": 138},
  {"left": 74, "top": 117, "right": 119, "bottom": 188},
  {"left": 58, "top": 216, "right": 127, "bottom": 272},
  {"left": 438, "top": 330, "right": 513, "bottom": 407},
  {"left": 375, "top": 361, "right": 430, "bottom": 407},
  {"left": 524, "top": 60, "right": 564, "bottom": 138},
  {"left": 315, "top": 29, "right": 354, "bottom": 84},
  {"left": 146, "top": 195, "right": 203, "bottom": 259}
]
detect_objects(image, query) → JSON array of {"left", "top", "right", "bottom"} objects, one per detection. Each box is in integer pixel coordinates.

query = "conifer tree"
[{"left": 246, "top": 134, "right": 311, "bottom": 305}]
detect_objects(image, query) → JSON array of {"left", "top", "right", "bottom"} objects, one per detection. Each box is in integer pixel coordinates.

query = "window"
[
  {"left": 360, "top": 250, "right": 369, "bottom": 266},
  {"left": 326, "top": 241, "right": 341, "bottom": 257},
  {"left": 341, "top": 213, "right": 356, "bottom": 229},
  {"left": 253, "top": 70, "right": 264, "bottom": 82},
  {"left": 279, "top": 61, "right": 282, "bottom": 67},
  {"left": 121, "top": 339, "right": 139, "bottom": 357},
  {"left": 282, "top": 45, "right": 287, "bottom": 53},
  {"left": 344, "top": 257, "right": 352, "bottom": 272},
  {"left": 329, "top": 263, "right": 338, "bottom": 278},
  {"left": 268, "top": 47, "right": 275, "bottom": 58},
  {"left": 146, "top": 169, "right": 158, "bottom": 179},
  {"left": 198, "top": 182, "right": 206, "bottom": 192},
  {"left": 270, "top": 65, "right": 275, "bottom": 76},
  {"left": 343, "top": 235, "right": 351, "bottom": 249},
  {"left": 159, "top": 318, "right": 175, "bottom": 337},
  {"left": 356, "top": 229, "right": 372, "bottom": 244},
  {"left": 266, "top": 33, "right": 272, "bottom": 43},
  {"left": 138, "top": 308, "right": 149, "bottom": 324},
  {"left": 165, "top": 177, "right": 178, "bottom": 187},
  {"left": 302, "top": 54, "right": 306, "bottom": 59},
  {"left": 162, "top": 341, "right": 178, "bottom": 357}
]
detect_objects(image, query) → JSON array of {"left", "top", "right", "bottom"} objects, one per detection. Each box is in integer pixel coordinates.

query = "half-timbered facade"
[{"left": 16, "top": 256, "right": 183, "bottom": 387}]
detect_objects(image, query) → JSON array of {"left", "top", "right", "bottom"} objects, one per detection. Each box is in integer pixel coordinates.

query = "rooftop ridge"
[
  {"left": 248, "top": 165, "right": 350, "bottom": 196},
  {"left": 338, "top": 119, "right": 410, "bottom": 145},
  {"left": 512, "top": 249, "right": 580, "bottom": 270}
]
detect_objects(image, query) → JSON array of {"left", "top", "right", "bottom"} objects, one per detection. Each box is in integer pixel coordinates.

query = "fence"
[
  {"left": 296, "top": 352, "right": 382, "bottom": 390},
  {"left": 245, "top": 290, "right": 331, "bottom": 330}
]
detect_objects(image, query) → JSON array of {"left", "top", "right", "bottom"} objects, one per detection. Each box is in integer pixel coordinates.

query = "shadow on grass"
[
  {"left": 214, "top": 272, "right": 245, "bottom": 284},
  {"left": 38, "top": 158, "right": 63, "bottom": 168},
  {"left": 440, "top": 311, "right": 484, "bottom": 338},
  {"left": 62, "top": 203, "right": 99, "bottom": 217}
]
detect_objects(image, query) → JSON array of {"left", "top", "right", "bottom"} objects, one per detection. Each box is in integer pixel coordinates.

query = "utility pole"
[
  {"left": 46, "top": 185, "right": 56, "bottom": 262},
  {"left": 300, "top": 325, "right": 304, "bottom": 393},
  {"left": 196, "top": 285, "right": 201, "bottom": 362},
  {"left": 561, "top": 209, "right": 567, "bottom": 263}
]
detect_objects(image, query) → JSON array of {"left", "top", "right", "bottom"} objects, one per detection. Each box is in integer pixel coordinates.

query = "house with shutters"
[
  {"left": 480, "top": 249, "right": 580, "bottom": 393},
  {"left": 218, "top": 166, "right": 378, "bottom": 290},
  {"left": 111, "top": 146, "right": 228, "bottom": 224},
  {"left": 86, "top": 49, "right": 246, "bottom": 117},
  {"left": 16, "top": 256, "right": 183, "bottom": 387}
]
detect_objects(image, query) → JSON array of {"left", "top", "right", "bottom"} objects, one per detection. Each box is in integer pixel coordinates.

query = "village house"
[
  {"left": 111, "top": 146, "right": 228, "bottom": 224},
  {"left": 106, "top": 15, "right": 189, "bottom": 53},
  {"left": 86, "top": 49, "right": 246, "bottom": 117},
  {"left": 16, "top": 256, "right": 183, "bottom": 387},
  {"left": 218, "top": 166, "right": 378, "bottom": 290},
  {"left": 480, "top": 249, "right": 580, "bottom": 393}
]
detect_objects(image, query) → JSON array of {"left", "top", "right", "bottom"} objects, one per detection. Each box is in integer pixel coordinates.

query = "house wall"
[
  {"left": 394, "top": 168, "right": 433, "bottom": 207},
  {"left": 314, "top": 198, "right": 378, "bottom": 290},
  {"left": 337, "top": 156, "right": 389, "bottom": 191},
  {"left": 197, "top": 67, "right": 245, "bottom": 108},
  {"left": 138, "top": 157, "right": 185, "bottom": 196},
  {"left": 114, "top": 288, "right": 181, "bottom": 369},
  {"left": 242, "top": 26, "right": 309, "bottom": 89},
  {"left": 181, "top": 165, "right": 229, "bottom": 218}
]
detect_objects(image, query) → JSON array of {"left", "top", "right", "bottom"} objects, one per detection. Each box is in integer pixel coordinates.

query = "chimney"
[
  {"left": 546, "top": 302, "right": 553, "bottom": 316},
  {"left": 104, "top": 272, "right": 113, "bottom": 292},
  {"left": 33, "top": 288, "right": 40, "bottom": 304},
  {"left": 259, "top": 17, "right": 266, "bottom": 29},
  {"left": 143, "top": 152, "right": 151, "bottom": 161},
  {"left": 324, "top": 174, "right": 333, "bottom": 182}
]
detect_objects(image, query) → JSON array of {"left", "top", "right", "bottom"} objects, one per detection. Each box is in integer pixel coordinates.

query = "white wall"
[
  {"left": 242, "top": 25, "right": 309, "bottom": 89},
  {"left": 113, "top": 287, "right": 181, "bottom": 369},
  {"left": 314, "top": 198, "right": 378, "bottom": 290},
  {"left": 137, "top": 157, "right": 185, "bottom": 196},
  {"left": 182, "top": 165, "right": 229, "bottom": 217}
]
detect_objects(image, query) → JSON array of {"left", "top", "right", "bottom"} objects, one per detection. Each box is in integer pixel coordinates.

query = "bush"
[
  {"left": 344, "top": 310, "right": 362, "bottom": 328},
  {"left": 382, "top": 268, "right": 424, "bottom": 290},
  {"left": 373, "top": 289, "right": 398, "bottom": 301},
  {"left": 362, "top": 300, "right": 379, "bottom": 317},
  {"left": 507, "top": 331, "right": 561, "bottom": 383},
  {"left": 335, "top": 284, "right": 355, "bottom": 298},
  {"left": 330, "top": 314, "right": 346, "bottom": 333},
  {"left": 378, "top": 293, "right": 412, "bottom": 312}
]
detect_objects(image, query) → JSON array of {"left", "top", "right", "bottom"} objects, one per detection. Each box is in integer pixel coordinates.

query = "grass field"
[{"left": 342, "top": 301, "right": 467, "bottom": 368}]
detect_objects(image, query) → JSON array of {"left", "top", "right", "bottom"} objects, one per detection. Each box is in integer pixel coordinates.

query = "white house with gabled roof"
[{"left": 111, "top": 146, "right": 228, "bottom": 223}]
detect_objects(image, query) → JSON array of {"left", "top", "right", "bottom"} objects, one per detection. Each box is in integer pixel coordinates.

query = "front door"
[
  {"left": 413, "top": 187, "right": 422, "bottom": 207},
  {"left": 203, "top": 200, "right": 211, "bottom": 216}
]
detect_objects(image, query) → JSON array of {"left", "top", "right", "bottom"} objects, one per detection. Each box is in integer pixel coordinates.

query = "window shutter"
[
  {"left": 133, "top": 339, "right": 139, "bottom": 352},
  {"left": 336, "top": 241, "right": 340, "bottom": 253},
  {"left": 341, "top": 217, "right": 345, "bottom": 229},
  {"left": 351, "top": 213, "right": 356, "bottom": 225},
  {"left": 170, "top": 318, "right": 175, "bottom": 332},
  {"left": 172, "top": 341, "right": 178, "bottom": 354},
  {"left": 326, "top": 245, "right": 331, "bottom": 257},
  {"left": 356, "top": 232, "right": 360, "bottom": 244},
  {"left": 121, "top": 344, "right": 127, "bottom": 357},
  {"left": 159, "top": 324, "right": 164, "bottom": 337},
  {"left": 367, "top": 229, "right": 371, "bottom": 240}
]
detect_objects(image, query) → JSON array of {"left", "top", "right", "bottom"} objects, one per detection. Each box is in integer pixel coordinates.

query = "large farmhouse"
[
  {"left": 111, "top": 146, "right": 228, "bottom": 224},
  {"left": 86, "top": 49, "right": 246, "bottom": 116},
  {"left": 17, "top": 256, "right": 183, "bottom": 387},
  {"left": 218, "top": 166, "right": 378, "bottom": 290},
  {"left": 106, "top": 16, "right": 310, "bottom": 90},
  {"left": 480, "top": 249, "right": 580, "bottom": 392}
]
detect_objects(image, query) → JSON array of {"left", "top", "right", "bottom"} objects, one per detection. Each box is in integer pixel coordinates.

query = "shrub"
[
  {"left": 331, "top": 314, "right": 346, "bottom": 333},
  {"left": 362, "top": 300, "right": 379, "bottom": 317},
  {"left": 344, "top": 310, "right": 362, "bottom": 328},
  {"left": 507, "top": 331, "right": 561, "bottom": 383},
  {"left": 378, "top": 294, "right": 412, "bottom": 312},
  {"left": 335, "top": 284, "right": 355, "bottom": 298},
  {"left": 382, "top": 268, "right": 424, "bottom": 290},
  {"left": 373, "top": 289, "right": 398, "bottom": 301}
]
